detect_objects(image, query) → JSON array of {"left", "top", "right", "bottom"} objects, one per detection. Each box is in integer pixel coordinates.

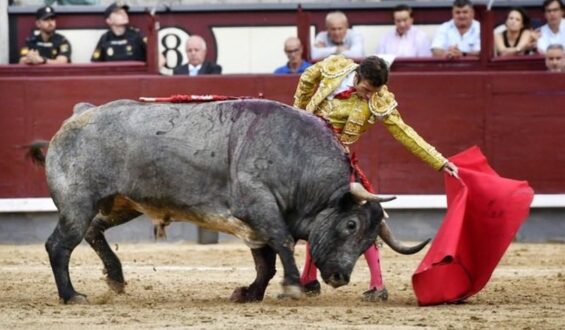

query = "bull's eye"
[{"left": 346, "top": 220, "right": 357, "bottom": 231}]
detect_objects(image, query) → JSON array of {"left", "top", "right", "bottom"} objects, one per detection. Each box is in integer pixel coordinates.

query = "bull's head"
[{"left": 308, "top": 183, "right": 393, "bottom": 288}]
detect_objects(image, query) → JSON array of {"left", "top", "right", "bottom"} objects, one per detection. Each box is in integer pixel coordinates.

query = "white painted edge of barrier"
[{"left": 0, "top": 195, "right": 563, "bottom": 213}]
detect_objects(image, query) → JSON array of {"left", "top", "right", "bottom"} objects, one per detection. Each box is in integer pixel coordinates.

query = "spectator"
[
  {"left": 311, "top": 11, "right": 364, "bottom": 61},
  {"left": 377, "top": 4, "right": 431, "bottom": 57},
  {"left": 19, "top": 6, "right": 71, "bottom": 65},
  {"left": 494, "top": 7, "right": 537, "bottom": 57},
  {"left": 172, "top": 35, "right": 222, "bottom": 76},
  {"left": 545, "top": 44, "right": 565, "bottom": 71},
  {"left": 91, "top": 2, "right": 146, "bottom": 62},
  {"left": 274, "top": 37, "right": 311, "bottom": 74},
  {"left": 537, "top": 0, "right": 565, "bottom": 54},
  {"left": 431, "top": 0, "right": 480, "bottom": 59}
]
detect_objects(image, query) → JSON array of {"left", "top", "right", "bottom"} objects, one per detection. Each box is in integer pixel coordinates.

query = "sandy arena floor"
[{"left": 0, "top": 241, "right": 563, "bottom": 329}]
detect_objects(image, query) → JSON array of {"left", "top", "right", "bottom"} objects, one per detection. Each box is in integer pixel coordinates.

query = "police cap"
[
  {"left": 104, "top": 2, "right": 130, "bottom": 19},
  {"left": 36, "top": 6, "right": 56, "bottom": 20}
]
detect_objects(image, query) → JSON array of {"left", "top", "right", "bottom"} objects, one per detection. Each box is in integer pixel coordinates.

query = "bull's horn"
[
  {"left": 349, "top": 182, "right": 396, "bottom": 203},
  {"left": 378, "top": 219, "right": 431, "bottom": 255}
]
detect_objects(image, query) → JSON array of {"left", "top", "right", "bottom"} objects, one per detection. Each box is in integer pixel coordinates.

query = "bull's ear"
[
  {"left": 337, "top": 192, "right": 358, "bottom": 209},
  {"left": 346, "top": 198, "right": 384, "bottom": 231},
  {"left": 362, "top": 201, "right": 385, "bottom": 227}
]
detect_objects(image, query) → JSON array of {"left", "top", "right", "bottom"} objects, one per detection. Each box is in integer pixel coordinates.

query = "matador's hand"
[{"left": 442, "top": 161, "right": 459, "bottom": 179}]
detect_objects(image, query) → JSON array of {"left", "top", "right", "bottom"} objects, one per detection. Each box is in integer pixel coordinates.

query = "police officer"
[
  {"left": 91, "top": 2, "right": 146, "bottom": 62},
  {"left": 19, "top": 6, "right": 72, "bottom": 65}
]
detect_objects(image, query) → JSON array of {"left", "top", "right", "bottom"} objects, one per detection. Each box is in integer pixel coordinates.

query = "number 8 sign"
[{"left": 158, "top": 27, "right": 190, "bottom": 71}]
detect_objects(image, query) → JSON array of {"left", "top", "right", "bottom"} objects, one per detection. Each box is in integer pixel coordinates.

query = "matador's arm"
[
  {"left": 371, "top": 87, "right": 448, "bottom": 170},
  {"left": 293, "top": 61, "right": 322, "bottom": 111}
]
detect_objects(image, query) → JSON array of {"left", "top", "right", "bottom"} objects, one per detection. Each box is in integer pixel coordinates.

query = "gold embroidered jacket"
[{"left": 293, "top": 55, "right": 447, "bottom": 171}]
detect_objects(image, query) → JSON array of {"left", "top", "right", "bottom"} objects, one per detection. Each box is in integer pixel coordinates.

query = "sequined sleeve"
[
  {"left": 382, "top": 109, "right": 447, "bottom": 170},
  {"left": 293, "top": 61, "right": 322, "bottom": 111},
  {"left": 371, "top": 87, "right": 447, "bottom": 170}
]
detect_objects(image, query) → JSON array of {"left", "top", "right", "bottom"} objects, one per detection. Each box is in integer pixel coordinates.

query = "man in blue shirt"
[{"left": 274, "top": 37, "right": 311, "bottom": 74}]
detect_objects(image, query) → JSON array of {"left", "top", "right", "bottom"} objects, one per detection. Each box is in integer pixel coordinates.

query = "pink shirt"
[{"left": 377, "top": 26, "right": 432, "bottom": 57}]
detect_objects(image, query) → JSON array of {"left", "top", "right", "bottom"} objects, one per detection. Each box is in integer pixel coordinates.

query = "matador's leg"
[
  {"left": 301, "top": 242, "right": 388, "bottom": 301},
  {"left": 362, "top": 244, "right": 388, "bottom": 301},
  {"left": 300, "top": 242, "right": 321, "bottom": 295}
]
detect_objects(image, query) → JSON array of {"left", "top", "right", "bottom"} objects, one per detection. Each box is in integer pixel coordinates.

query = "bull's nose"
[{"left": 328, "top": 273, "right": 349, "bottom": 288}]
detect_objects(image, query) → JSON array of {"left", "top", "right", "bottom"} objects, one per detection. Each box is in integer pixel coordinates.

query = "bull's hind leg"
[
  {"left": 45, "top": 201, "right": 98, "bottom": 304},
  {"left": 231, "top": 246, "right": 276, "bottom": 303},
  {"left": 84, "top": 210, "right": 141, "bottom": 293}
]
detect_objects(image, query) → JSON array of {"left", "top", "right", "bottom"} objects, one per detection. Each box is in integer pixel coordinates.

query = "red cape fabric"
[{"left": 412, "top": 146, "right": 534, "bottom": 306}]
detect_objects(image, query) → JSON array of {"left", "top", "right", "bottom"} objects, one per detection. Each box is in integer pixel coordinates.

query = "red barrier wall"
[{"left": 0, "top": 72, "right": 564, "bottom": 198}]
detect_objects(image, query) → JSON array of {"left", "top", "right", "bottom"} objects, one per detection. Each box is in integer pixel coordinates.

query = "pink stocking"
[
  {"left": 300, "top": 242, "right": 318, "bottom": 285},
  {"left": 301, "top": 242, "right": 384, "bottom": 289},
  {"left": 364, "top": 244, "right": 384, "bottom": 290}
]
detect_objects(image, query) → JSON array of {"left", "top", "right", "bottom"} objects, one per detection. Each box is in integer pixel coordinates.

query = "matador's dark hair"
[{"left": 356, "top": 56, "right": 389, "bottom": 87}]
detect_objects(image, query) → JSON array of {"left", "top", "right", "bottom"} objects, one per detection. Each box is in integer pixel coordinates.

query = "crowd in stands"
[{"left": 16, "top": 0, "right": 565, "bottom": 73}]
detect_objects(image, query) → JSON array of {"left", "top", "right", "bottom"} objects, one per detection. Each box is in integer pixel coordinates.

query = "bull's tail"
[{"left": 26, "top": 140, "right": 50, "bottom": 167}]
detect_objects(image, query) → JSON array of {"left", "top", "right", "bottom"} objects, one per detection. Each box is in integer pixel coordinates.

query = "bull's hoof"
[
  {"left": 302, "top": 280, "right": 321, "bottom": 296},
  {"left": 106, "top": 278, "right": 126, "bottom": 294},
  {"left": 362, "top": 287, "right": 388, "bottom": 302},
  {"left": 61, "top": 293, "right": 89, "bottom": 305},
  {"left": 230, "top": 286, "right": 262, "bottom": 303},
  {"left": 277, "top": 284, "right": 303, "bottom": 300}
]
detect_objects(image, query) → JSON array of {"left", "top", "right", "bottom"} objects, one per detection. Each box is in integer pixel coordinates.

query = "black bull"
[{"left": 28, "top": 99, "right": 428, "bottom": 304}]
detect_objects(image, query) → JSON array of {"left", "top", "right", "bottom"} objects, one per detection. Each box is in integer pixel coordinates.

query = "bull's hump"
[{"left": 119, "top": 196, "right": 266, "bottom": 249}]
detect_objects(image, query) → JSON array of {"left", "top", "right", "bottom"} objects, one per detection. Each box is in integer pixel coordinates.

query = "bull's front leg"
[
  {"left": 231, "top": 245, "right": 277, "bottom": 303},
  {"left": 272, "top": 236, "right": 303, "bottom": 300},
  {"left": 231, "top": 185, "right": 303, "bottom": 300},
  {"left": 242, "top": 226, "right": 302, "bottom": 299}
]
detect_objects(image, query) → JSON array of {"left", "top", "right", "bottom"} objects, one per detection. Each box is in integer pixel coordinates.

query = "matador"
[{"left": 294, "top": 54, "right": 458, "bottom": 301}]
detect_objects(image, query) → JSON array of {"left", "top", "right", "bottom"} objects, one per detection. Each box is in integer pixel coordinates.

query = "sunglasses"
[{"left": 285, "top": 48, "right": 300, "bottom": 54}]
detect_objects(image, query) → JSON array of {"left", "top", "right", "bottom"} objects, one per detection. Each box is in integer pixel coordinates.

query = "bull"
[{"left": 28, "top": 99, "right": 427, "bottom": 304}]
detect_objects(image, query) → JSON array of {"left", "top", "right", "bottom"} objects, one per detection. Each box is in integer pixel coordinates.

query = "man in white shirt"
[
  {"left": 537, "top": 0, "right": 565, "bottom": 54},
  {"left": 431, "top": 0, "right": 481, "bottom": 59},
  {"left": 311, "top": 11, "right": 364, "bottom": 61},
  {"left": 172, "top": 35, "right": 222, "bottom": 76},
  {"left": 377, "top": 4, "right": 431, "bottom": 57}
]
